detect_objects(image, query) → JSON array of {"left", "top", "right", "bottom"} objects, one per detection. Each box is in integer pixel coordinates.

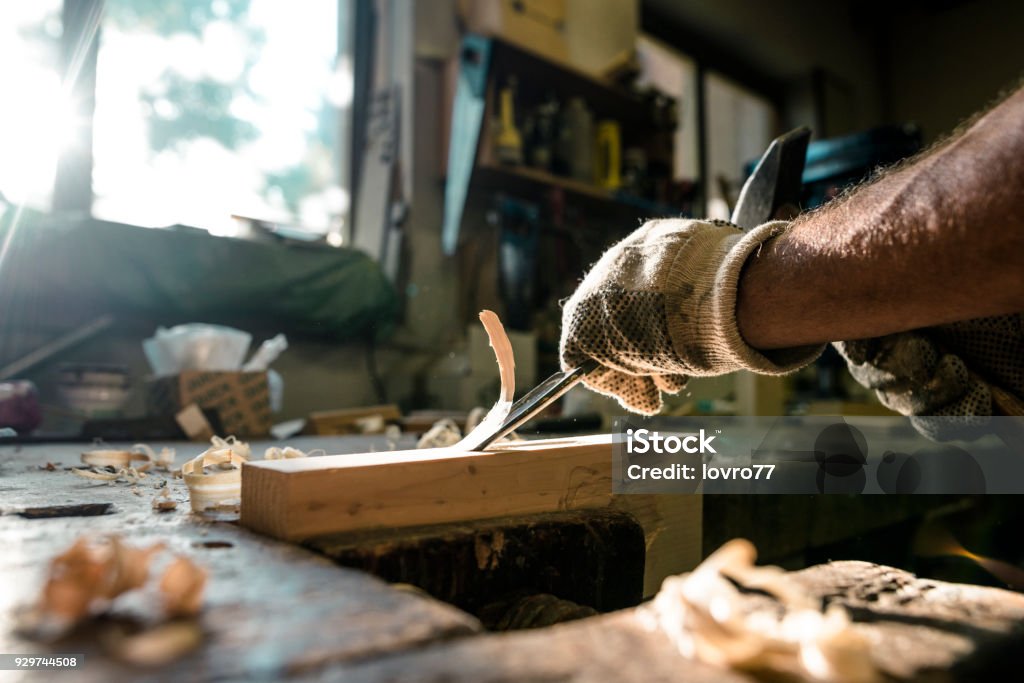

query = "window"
[
  {"left": 2, "top": 1, "right": 353, "bottom": 240},
  {"left": 0, "top": 2, "right": 64, "bottom": 210},
  {"left": 704, "top": 71, "right": 776, "bottom": 220},
  {"left": 93, "top": 0, "right": 351, "bottom": 236}
]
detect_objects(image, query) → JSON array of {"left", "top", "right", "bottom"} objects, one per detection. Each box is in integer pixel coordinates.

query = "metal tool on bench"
[{"left": 465, "top": 127, "right": 812, "bottom": 451}]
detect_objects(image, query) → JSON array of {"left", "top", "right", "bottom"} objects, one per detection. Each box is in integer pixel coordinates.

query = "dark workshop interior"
[{"left": 2, "top": 0, "right": 1024, "bottom": 680}]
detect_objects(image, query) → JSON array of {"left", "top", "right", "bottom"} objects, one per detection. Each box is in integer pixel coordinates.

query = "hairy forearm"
[{"left": 737, "top": 85, "right": 1024, "bottom": 350}]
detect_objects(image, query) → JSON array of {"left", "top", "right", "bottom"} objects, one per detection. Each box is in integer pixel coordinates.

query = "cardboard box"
[
  {"left": 146, "top": 371, "right": 271, "bottom": 437},
  {"left": 566, "top": 0, "right": 637, "bottom": 77},
  {"left": 459, "top": 0, "right": 569, "bottom": 66}
]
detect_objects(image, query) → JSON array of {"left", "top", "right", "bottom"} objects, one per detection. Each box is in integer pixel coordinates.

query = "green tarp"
[{"left": 0, "top": 211, "right": 398, "bottom": 341}]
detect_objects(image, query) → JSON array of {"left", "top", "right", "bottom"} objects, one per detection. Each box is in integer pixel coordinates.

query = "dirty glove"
[
  {"left": 836, "top": 314, "right": 1024, "bottom": 440},
  {"left": 560, "top": 218, "right": 825, "bottom": 414}
]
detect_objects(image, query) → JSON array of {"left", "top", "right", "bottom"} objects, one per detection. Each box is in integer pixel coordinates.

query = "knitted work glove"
[
  {"left": 560, "top": 218, "right": 825, "bottom": 414},
  {"left": 835, "top": 314, "right": 1024, "bottom": 440}
]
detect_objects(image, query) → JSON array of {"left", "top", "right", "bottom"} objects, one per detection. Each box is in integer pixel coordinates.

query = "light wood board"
[{"left": 241, "top": 434, "right": 701, "bottom": 596}]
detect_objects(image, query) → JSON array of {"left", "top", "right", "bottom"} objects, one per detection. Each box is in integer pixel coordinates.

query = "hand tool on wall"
[{"left": 464, "top": 127, "right": 812, "bottom": 450}]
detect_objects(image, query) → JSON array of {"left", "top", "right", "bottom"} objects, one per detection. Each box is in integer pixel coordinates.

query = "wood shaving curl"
[
  {"left": 20, "top": 535, "right": 208, "bottom": 643},
  {"left": 456, "top": 310, "right": 516, "bottom": 451},
  {"left": 416, "top": 418, "right": 463, "bottom": 449},
  {"left": 642, "top": 539, "right": 879, "bottom": 683},
  {"left": 159, "top": 556, "right": 207, "bottom": 618},
  {"left": 81, "top": 449, "right": 148, "bottom": 469},
  {"left": 20, "top": 536, "right": 164, "bottom": 638},
  {"left": 263, "top": 446, "right": 319, "bottom": 460},
  {"left": 132, "top": 443, "right": 176, "bottom": 471},
  {"left": 71, "top": 467, "right": 121, "bottom": 481},
  {"left": 181, "top": 436, "right": 250, "bottom": 515},
  {"left": 152, "top": 488, "right": 178, "bottom": 512}
]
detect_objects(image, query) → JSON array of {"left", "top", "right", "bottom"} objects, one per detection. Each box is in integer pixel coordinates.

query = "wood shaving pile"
[
  {"left": 183, "top": 437, "right": 315, "bottom": 515},
  {"left": 18, "top": 535, "right": 207, "bottom": 643},
  {"left": 641, "top": 539, "right": 879, "bottom": 683},
  {"left": 416, "top": 418, "right": 463, "bottom": 449},
  {"left": 263, "top": 446, "right": 316, "bottom": 460},
  {"left": 73, "top": 444, "right": 177, "bottom": 483}
]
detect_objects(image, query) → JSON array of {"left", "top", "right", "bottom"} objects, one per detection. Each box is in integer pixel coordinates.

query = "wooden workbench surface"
[{"left": 3, "top": 438, "right": 1023, "bottom": 682}]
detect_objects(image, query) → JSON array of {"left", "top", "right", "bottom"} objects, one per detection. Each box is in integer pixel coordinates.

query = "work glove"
[
  {"left": 560, "top": 218, "right": 825, "bottom": 414},
  {"left": 835, "top": 314, "right": 1024, "bottom": 440}
]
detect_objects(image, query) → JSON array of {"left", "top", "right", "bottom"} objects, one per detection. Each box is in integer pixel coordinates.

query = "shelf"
[
  {"left": 474, "top": 163, "right": 683, "bottom": 218},
  {"left": 486, "top": 37, "right": 659, "bottom": 132}
]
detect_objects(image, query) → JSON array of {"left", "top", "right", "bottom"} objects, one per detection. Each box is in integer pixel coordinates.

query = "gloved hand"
[
  {"left": 560, "top": 218, "right": 825, "bottom": 414},
  {"left": 835, "top": 314, "right": 1024, "bottom": 440}
]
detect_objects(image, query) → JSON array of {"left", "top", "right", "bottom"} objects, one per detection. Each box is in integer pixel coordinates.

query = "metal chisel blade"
[{"left": 464, "top": 358, "right": 600, "bottom": 451}]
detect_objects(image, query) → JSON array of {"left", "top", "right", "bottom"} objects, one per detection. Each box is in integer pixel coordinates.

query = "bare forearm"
[{"left": 737, "top": 86, "right": 1024, "bottom": 350}]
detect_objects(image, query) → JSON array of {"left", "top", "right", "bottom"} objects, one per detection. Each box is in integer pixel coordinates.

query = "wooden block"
[
  {"left": 241, "top": 435, "right": 701, "bottom": 596},
  {"left": 303, "top": 404, "right": 402, "bottom": 435},
  {"left": 175, "top": 403, "right": 215, "bottom": 442}
]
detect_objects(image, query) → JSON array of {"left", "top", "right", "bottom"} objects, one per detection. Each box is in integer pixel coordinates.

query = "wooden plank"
[
  {"left": 240, "top": 435, "right": 702, "bottom": 596},
  {"left": 303, "top": 404, "right": 402, "bottom": 435}
]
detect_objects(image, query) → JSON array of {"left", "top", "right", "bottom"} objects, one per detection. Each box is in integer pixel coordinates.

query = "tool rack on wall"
[{"left": 441, "top": 33, "right": 688, "bottom": 256}]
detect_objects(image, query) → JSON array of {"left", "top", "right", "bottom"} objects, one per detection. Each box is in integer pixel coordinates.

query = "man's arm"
[{"left": 736, "top": 85, "right": 1024, "bottom": 350}]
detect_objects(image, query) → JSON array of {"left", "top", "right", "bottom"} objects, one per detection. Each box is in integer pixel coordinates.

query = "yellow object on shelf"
[
  {"left": 594, "top": 120, "right": 621, "bottom": 189},
  {"left": 495, "top": 86, "right": 523, "bottom": 165}
]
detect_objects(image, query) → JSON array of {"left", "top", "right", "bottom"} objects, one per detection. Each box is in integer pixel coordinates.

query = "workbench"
[{"left": 3, "top": 437, "right": 1023, "bottom": 681}]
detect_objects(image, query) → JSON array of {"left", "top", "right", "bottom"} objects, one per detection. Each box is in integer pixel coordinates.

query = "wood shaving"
[
  {"left": 23, "top": 536, "right": 164, "bottom": 637},
  {"left": 152, "top": 489, "right": 177, "bottom": 512},
  {"left": 417, "top": 418, "right": 463, "bottom": 449},
  {"left": 72, "top": 467, "right": 121, "bottom": 481},
  {"left": 159, "top": 556, "right": 207, "bottom": 618},
  {"left": 642, "top": 539, "right": 879, "bottom": 683},
  {"left": 479, "top": 309, "right": 515, "bottom": 403},
  {"left": 75, "top": 444, "right": 169, "bottom": 481},
  {"left": 263, "top": 446, "right": 313, "bottom": 460},
  {"left": 354, "top": 414, "right": 386, "bottom": 433},
  {"left": 72, "top": 465, "right": 147, "bottom": 484},
  {"left": 181, "top": 436, "right": 250, "bottom": 514},
  {"left": 457, "top": 310, "right": 516, "bottom": 450},
  {"left": 81, "top": 449, "right": 147, "bottom": 469},
  {"left": 21, "top": 535, "right": 207, "bottom": 643},
  {"left": 103, "top": 621, "right": 203, "bottom": 667},
  {"left": 132, "top": 443, "right": 176, "bottom": 471}
]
